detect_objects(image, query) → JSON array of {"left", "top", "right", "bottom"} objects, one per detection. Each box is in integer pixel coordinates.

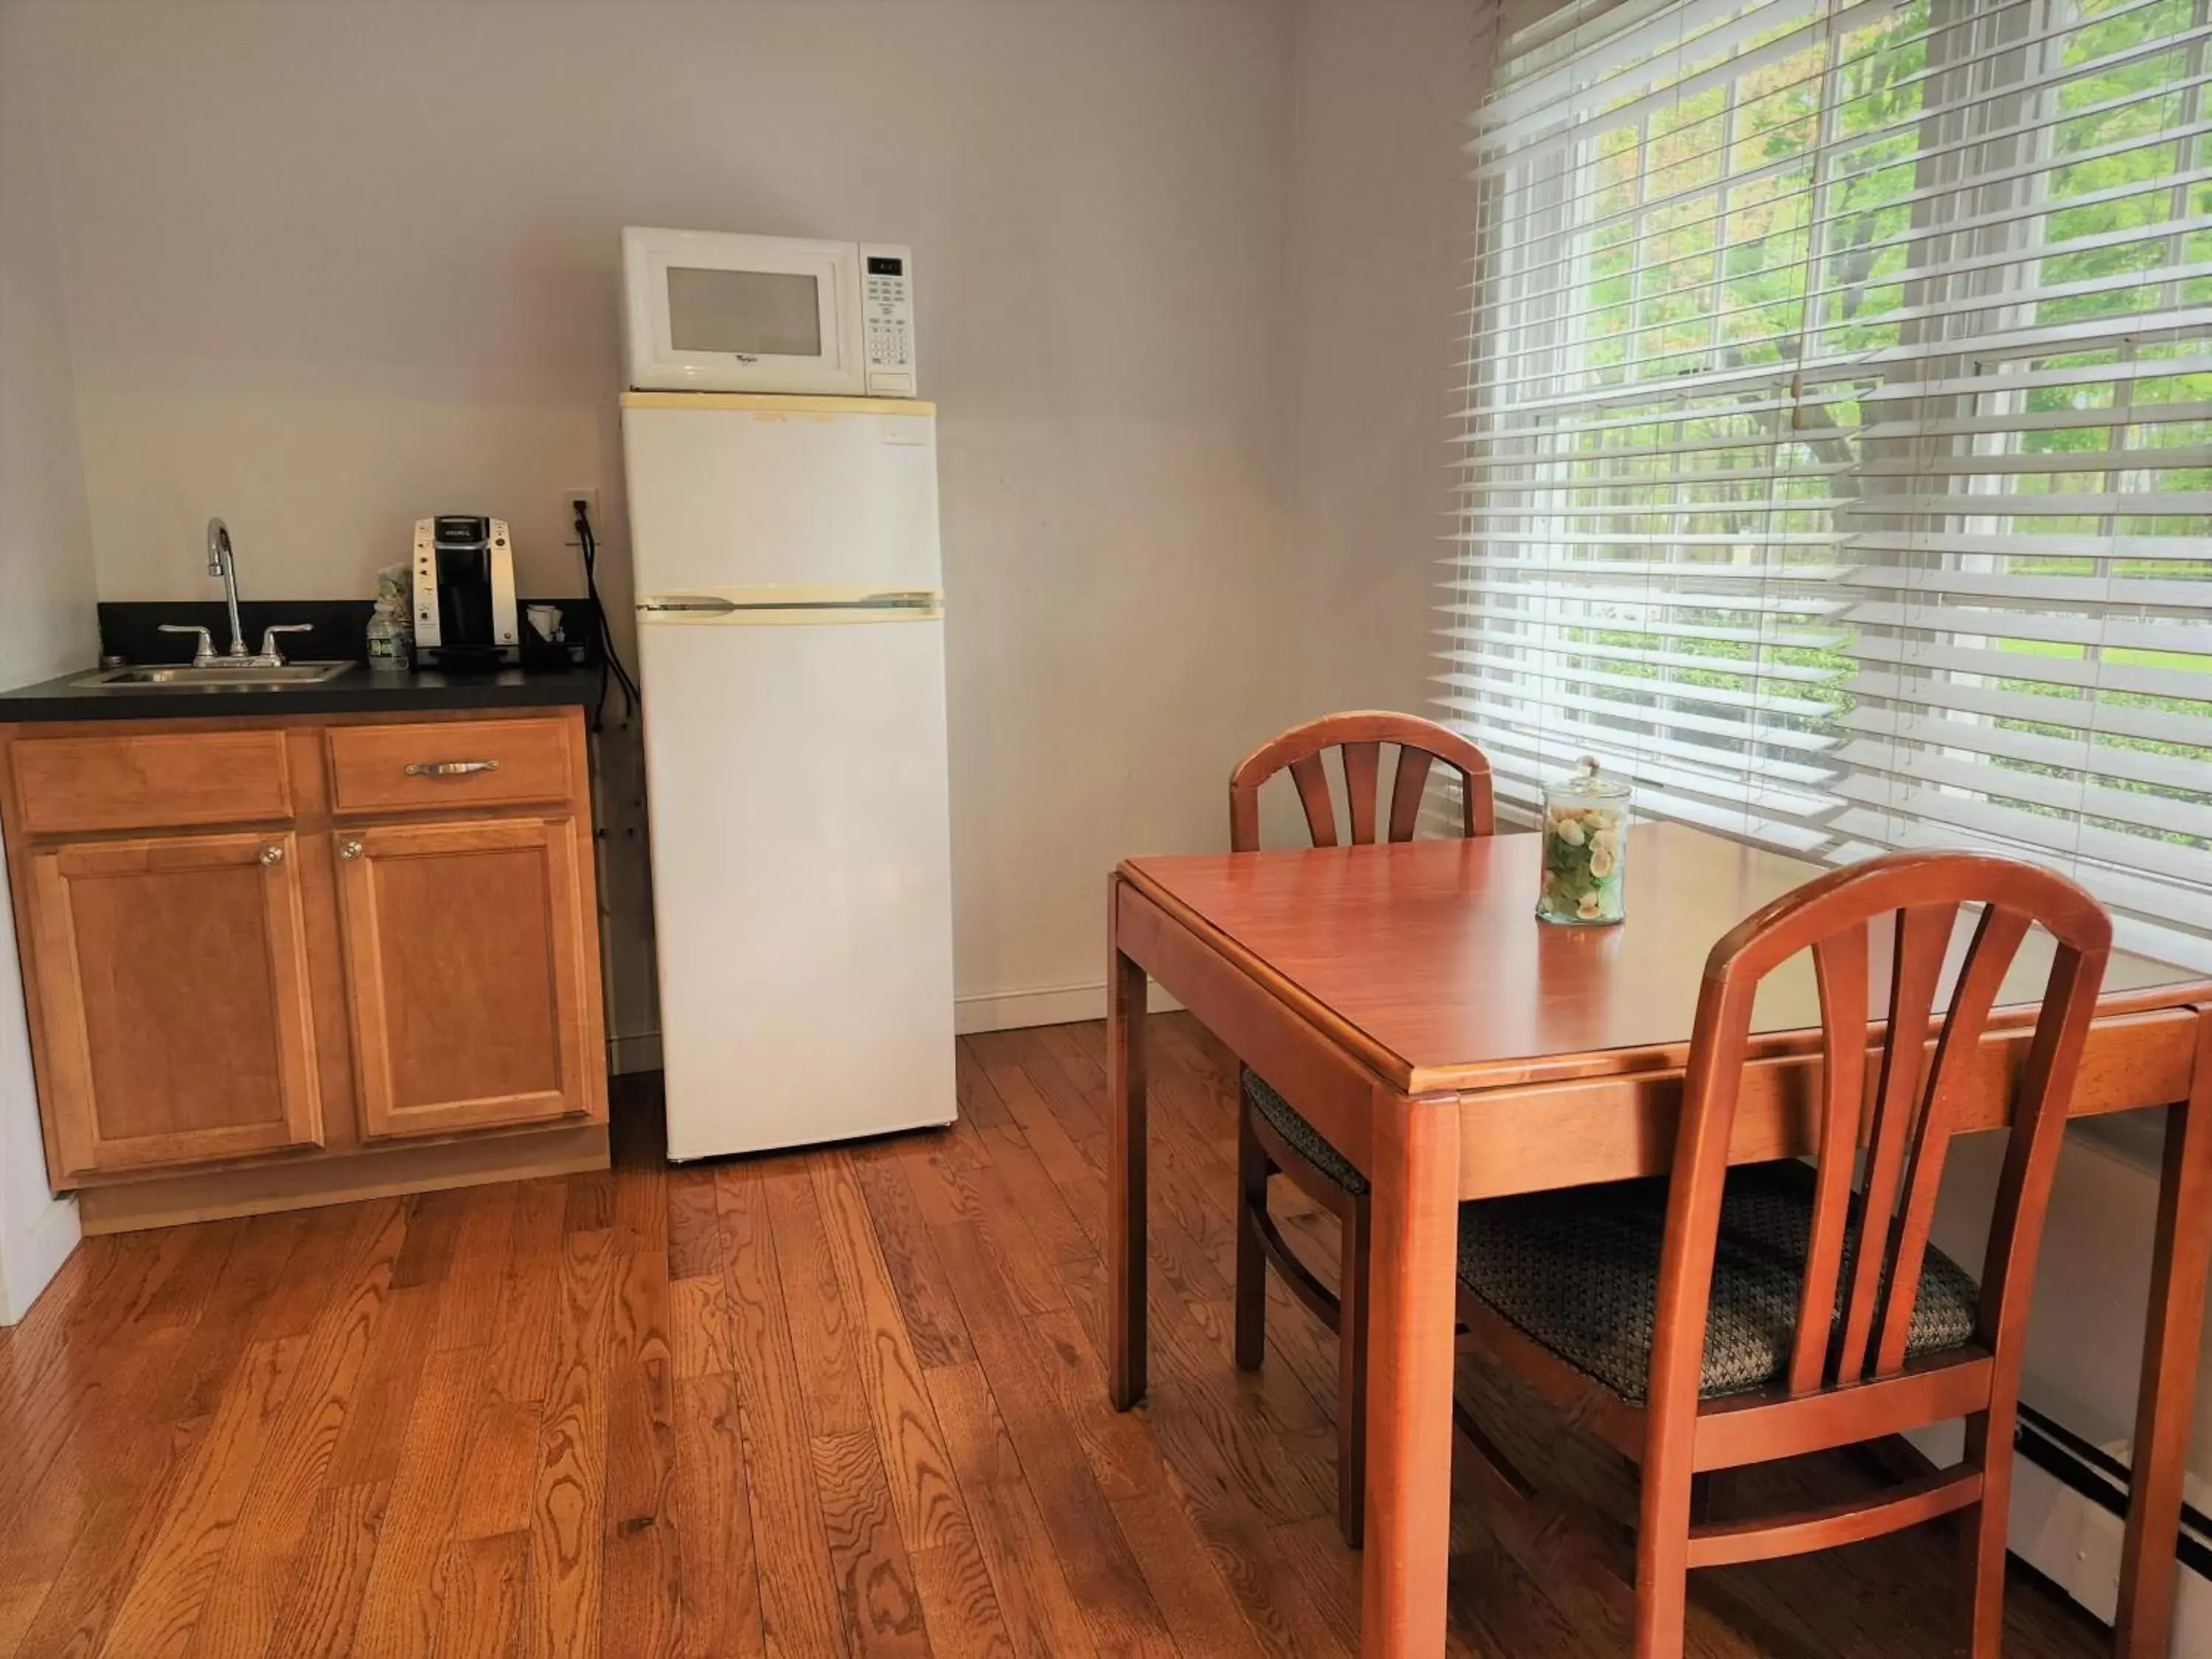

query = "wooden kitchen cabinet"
[
  {"left": 22, "top": 828, "right": 322, "bottom": 1178},
  {"left": 335, "top": 815, "right": 597, "bottom": 1140},
  {"left": 0, "top": 705, "right": 609, "bottom": 1230}
]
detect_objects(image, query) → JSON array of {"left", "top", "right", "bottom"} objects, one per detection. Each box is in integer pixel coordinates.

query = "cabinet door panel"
[
  {"left": 27, "top": 832, "right": 322, "bottom": 1178},
  {"left": 336, "top": 817, "right": 600, "bottom": 1138}
]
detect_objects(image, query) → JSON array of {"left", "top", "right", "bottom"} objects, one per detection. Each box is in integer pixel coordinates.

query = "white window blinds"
[{"left": 1452, "top": 0, "right": 2212, "bottom": 970}]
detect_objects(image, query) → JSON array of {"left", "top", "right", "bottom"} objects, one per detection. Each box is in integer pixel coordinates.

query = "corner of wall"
[{"left": 0, "top": 0, "right": 95, "bottom": 1324}]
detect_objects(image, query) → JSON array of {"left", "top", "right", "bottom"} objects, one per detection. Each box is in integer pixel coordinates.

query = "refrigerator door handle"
[
  {"left": 636, "top": 594, "right": 742, "bottom": 617},
  {"left": 636, "top": 585, "right": 944, "bottom": 624}
]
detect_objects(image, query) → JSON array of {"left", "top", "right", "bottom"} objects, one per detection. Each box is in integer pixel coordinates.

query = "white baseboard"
[
  {"left": 1909, "top": 1421, "right": 2212, "bottom": 1652},
  {"left": 0, "top": 1192, "right": 80, "bottom": 1325},
  {"left": 606, "top": 981, "right": 1186, "bottom": 1070},
  {"left": 955, "top": 978, "right": 1184, "bottom": 1035}
]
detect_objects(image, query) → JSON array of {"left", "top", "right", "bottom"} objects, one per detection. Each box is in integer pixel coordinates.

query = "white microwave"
[{"left": 622, "top": 228, "right": 917, "bottom": 397}]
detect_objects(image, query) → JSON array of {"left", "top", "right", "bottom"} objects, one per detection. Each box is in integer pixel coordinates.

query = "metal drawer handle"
[
  {"left": 339, "top": 840, "right": 364, "bottom": 860},
  {"left": 403, "top": 759, "right": 501, "bottom": 777},
  {"left": 259, "top": 844, "right": 285, "bottom": 866}
]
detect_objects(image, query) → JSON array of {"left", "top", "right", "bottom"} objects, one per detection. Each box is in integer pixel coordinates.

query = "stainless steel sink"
[{"left": 71, "top": 661, "right": 357, "bottom": 689}]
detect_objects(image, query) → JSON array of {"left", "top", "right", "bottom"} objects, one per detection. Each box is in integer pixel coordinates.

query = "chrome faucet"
[
  {"left": 208, "top": 518, "right": 246, "bottom": 658},
  {"left": 156, "top": 518, "right": 313, "bottom": 668}
]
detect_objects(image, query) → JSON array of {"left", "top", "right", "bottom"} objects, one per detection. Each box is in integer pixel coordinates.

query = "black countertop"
[{"left": 0, "top": 663, "right": 608, "bottom": 723}]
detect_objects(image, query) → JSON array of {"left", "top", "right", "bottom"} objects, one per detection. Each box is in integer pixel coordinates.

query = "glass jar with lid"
[{"left": 1537, "top": 756, "right": 1632, "bottom": 925}]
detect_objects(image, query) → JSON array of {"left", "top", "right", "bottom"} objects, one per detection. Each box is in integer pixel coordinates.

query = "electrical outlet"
[{"left": 562, "top": 487, "right": 602, "bottom": 548}]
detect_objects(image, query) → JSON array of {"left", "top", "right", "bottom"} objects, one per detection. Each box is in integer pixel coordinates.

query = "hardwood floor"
[{"left": 0, "top": 1015, "right": 2112, "bottom": 1658}]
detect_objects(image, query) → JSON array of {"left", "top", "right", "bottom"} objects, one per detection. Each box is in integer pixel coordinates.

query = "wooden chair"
[
  {"left": 1448, "top": 849, "right": 2110, "bottom": 1658},
  {"left": 1227, "top": 712, "right": 1496, "bottom": 1546}
]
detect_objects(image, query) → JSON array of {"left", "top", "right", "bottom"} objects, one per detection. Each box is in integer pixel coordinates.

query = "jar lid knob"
[{"left": 1578, "top": 755, "right": 1601, "bottom": 779}]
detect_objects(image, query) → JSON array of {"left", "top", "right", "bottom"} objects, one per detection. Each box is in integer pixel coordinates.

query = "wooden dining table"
[{"left": 1103, "top": 821, "right": 2212, "bottom": 1658}]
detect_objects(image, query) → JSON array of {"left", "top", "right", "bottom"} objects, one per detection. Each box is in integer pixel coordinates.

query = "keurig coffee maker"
[{"left": 411, "top": 516, "right": 521, "bottom": 669}]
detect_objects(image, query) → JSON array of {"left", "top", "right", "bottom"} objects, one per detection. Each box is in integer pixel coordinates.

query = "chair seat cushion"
[
  {"left": 1243, "top": 1068, "right": 1368, "bottom": 1196},
  {"left": 1456, "top": 1160, "right": 1982, "bottom": 1402}
]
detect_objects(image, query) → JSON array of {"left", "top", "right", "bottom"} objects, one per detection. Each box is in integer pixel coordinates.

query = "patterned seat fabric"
[
  {"left": 1456, "top": 1159, "right": 1981, "bottom": 1402},
  {"left": 1244, "top": 1068, "right": 1368, "bottom": 1196}
]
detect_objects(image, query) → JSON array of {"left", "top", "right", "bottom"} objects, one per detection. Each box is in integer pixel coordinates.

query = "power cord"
[{"left": 572, "top": 498, "right": 641, "bottom": 731}]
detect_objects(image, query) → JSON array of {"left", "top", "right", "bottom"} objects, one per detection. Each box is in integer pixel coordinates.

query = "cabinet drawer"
[
  {"left": 325, "top": 717, "right": 576, "bottom": 815},
  {"left": 10, "top": 729, "right": 293, "bottom": 835}
]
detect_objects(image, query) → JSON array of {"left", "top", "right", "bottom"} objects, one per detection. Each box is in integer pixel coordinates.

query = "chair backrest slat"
[
  {"left": 1649, "top": 852, "right": 2110, "bottom": 1466},
  {"left": 1343, "top": 742, "right": 1381, "bottom": 844},
  {"left": 1228, "top": 712, "right": 1495, "bottom": 854},
  {"left": 1287, "top": 754, "right": 1339, "bottom": 849},
  {"left": 1874, "top": 903, "right": 2033, "bottom": 1377},
  {"left": 1388, "top": 748, "right": 1438, "bottom": 843},
  {"left": 1834, "top": 900, "right": 1958, "bottom": 1384},
  {"left": 1788, "top": 926, "right": 1868, "bottom": 1394}
]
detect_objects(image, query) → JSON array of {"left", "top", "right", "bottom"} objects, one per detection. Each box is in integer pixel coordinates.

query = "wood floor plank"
[
  {"left": 95, "top": 1334, "right": 304, "bottom": 1659},
  {"left": 351, "top": 1343, "right": 490, "bottom": 1655},
  {"left": 714, "top": 1161, "right": 848, "bottom": 1659},
  {"left": 669, "top": 1371, "right": 764, "bottom": 1659},
  {"left": 251, "top": 1202, "right": 399, "bottom": 1343},
  {"left": 432, "top": 1181, "right": 525, "bottom": 1352},
  {"left": 145, "top": 1211, "right": 307, "bottom": 1424},
  {"left": 928, "top": 1219, "right": 1178, "bottom": 1659},
  {"left": 603, "top": 1247, "right": 679, "bottom": 1659},
  {"left": 430, "top": 1532, "right": 528, "bottom": 1659},
  {"left": 0, "top": 1322, "right": 187, "bottom": 1654},
  {"left": 812, "top": 1427, "right": 933, "bottom": 1658},
  {"left": 7, "top": 1407, "right": 219, "bottom": 1659},
  {"left": 393, "top": 1186, "right": 475, "bottom": 1290},
  {"left": 186, "top": 1201, "right": 414, "bottom": 1658},
  {"left": 526, "top": 1229, "right": 617, "bottom": 1659},
  {"left": 455, "top": 1374, "right": 550, "bottom": 1545},
  {"left": 563, "top": 1165, "right": 616, "bottom": 1238},
  {"left": 851, "top": 1139, "right": 976, "bottom": 1371},
  {"left": 667, "top": 1276, "right": 734, "bottom": 1381},
  {"left": 910, "top": 1538, "right": 1017, "bottom": 1659},
  {"left": 664, "top": 1167, "right": 723, "bottom": 1283},
  {"left": 764, "top": 1158, "right": 872, "bottom": 1439},
  {"left": 811, "top": 1152, "right": 974, "bottom": 1552},
  {"left": 254, "top": 1479, "right": 392, "bottom": 1659},
  {"left": 491, "top": 1180, "right": 572, "bottom": 1408},
  {"left": 922, "top": 1363, "right": 1100, "bottom": 1659},
  {"left": 319, "top": 1282, "right": 438, "bottom": 1490}
]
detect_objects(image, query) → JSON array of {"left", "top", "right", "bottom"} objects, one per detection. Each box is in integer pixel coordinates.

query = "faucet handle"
[
  {"left": 157, "top": 624, "right": 216, "bottom": 665},
  {"left": 260, "top": 624, "right": 313, "bottom": 665}
]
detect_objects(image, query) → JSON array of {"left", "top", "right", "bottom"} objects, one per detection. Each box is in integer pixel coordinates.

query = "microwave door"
[{"left": 627, "top": 230, "right": 865, "bottom": 394}]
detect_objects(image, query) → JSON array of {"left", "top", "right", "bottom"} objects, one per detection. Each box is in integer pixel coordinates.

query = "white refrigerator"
[{"left": 622, "top": 392, "right": 957, "bottom": 1159}]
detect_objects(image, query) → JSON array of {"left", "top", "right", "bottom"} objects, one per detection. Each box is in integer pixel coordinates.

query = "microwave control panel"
[{"left": 860, "top": 244, "right": 917, "bottom": 397}]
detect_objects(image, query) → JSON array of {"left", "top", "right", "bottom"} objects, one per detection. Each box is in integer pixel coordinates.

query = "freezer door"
[
  {"left": 622, "top": 403, "right": 940, "bottom": 595},
  {"left": 639, "top": 612, "right": 956, "bottom": 1158}
]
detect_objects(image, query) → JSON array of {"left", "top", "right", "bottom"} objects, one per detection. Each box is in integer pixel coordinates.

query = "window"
[{"left": 1452, "top": 0, "right": 2212, "bottom": 970}]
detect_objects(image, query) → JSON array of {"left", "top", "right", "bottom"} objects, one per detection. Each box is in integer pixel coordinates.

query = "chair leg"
[
  {"left": 1958, "top": 1407, "right": 2014, "bottom": 1658},
  {"left": 1633, "top": 1458, "right": 1695, "bottom": 1659},
  {"left": 1234, "top": 1105, "right": 1269, "bottom": 1372},
  {"left": 1338, "top": 1192, "right": 1373, "bottom": 1549}
]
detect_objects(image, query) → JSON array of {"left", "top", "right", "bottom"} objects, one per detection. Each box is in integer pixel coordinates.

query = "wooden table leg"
[
  {"left": 2117, "top": 1007, "right": 2212, "bottom": 1659},
  {"left": 1364, "top": 1089, "right": 1463, "bottom": 1658},
  {"left": 1108, "top": 886, "right": 1150, "bottom": 1411}
]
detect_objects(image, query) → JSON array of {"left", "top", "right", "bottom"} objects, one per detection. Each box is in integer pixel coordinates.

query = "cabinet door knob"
[
  {"left": 259, "top": 844, "right": 285, "bottom": 866},
  {"left": 339, "top": 840, "right": 364, "bottom": 860}
]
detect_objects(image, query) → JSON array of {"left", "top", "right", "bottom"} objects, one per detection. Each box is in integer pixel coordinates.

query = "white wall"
[
  {"left": 18, "top": 0, "right": 1298, "bottom": 1036},
  {"left": 0, "top": 0, "right": 94, "bottom": 1321}
]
